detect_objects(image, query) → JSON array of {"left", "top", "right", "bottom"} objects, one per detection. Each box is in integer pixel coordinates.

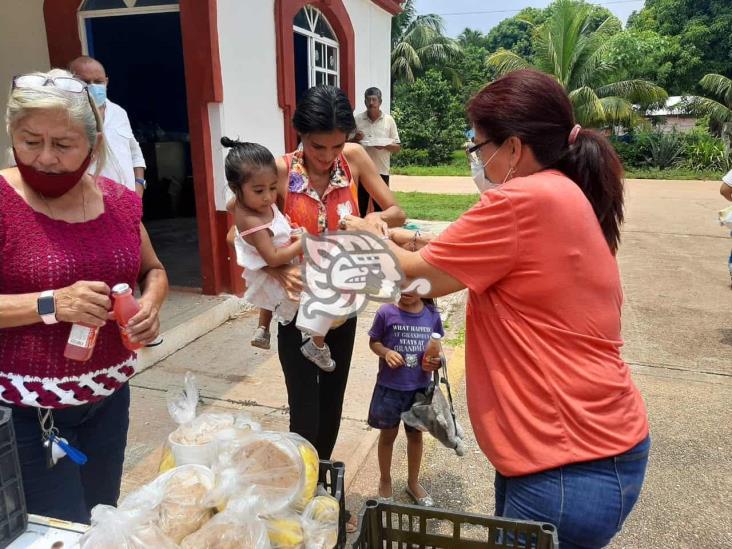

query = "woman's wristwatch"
[
  {"left": 135, "top": 177, "right": 147, "bottom": 190},
  {"left": 37, "top": 290, "right": 58, "bottom": 324}
]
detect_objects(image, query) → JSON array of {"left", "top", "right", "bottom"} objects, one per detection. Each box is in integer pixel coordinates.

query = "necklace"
[{"left": 36, "top": 182, "right": 87, "bottom": 222}]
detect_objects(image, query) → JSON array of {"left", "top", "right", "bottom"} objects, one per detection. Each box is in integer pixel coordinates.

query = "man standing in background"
[
  {"left": 69, "top": 56, "right": 147, "bottom": 197},
  {"left": 354, "top": 87, "right": 400, "bottom": 215}
]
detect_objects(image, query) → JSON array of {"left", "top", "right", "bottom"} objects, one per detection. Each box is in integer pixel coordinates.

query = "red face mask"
[{"left": 13, "top": 148, "right": 93, "bottom": 198}]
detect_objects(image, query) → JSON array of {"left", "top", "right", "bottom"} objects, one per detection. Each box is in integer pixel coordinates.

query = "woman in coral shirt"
[{"left": 346, "top": 70, "right": 650, "bottom": 548}]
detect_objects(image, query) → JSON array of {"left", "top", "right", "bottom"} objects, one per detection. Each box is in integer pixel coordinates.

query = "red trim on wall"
[
  {"left": 43, "top": 1, "right": 83, "bottom": 68},
  {"left": 179, "top": 0, "right": 227, "bottom": 295},
  {"left": 275, "top": 0, "right": 356, "bottom": 151},
  {"left": 370, "top": 0, "right": 404, "bottom": 16}
]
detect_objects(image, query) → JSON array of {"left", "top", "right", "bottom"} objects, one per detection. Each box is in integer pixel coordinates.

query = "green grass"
[
  {"left": 395, "top": 191, "right": 479, "bottom": 221},
  {"left": 392, "top": 150, "right": 470, "bottom": 177},
  {"left": 391, "top": 150, "right": 724, "bottom": 180}
]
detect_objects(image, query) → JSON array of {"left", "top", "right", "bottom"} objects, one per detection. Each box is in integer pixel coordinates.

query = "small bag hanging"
[{"left": 401, "top": 356, "right": 465, "bottom": 456}]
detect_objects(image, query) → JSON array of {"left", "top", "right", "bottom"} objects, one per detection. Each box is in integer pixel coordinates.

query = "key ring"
[{"left": 37, "top": 408, "right": 59, "bottom": 440}]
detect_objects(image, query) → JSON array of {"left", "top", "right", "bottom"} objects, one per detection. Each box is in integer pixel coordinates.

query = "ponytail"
[
  {"left": 554, "top": 129, "right": 624, "bottom": 254},
  {"left": 467, "top": 69, "right": 625, "bottom": 254},
  {"left": 220, "top": 136, "right": 276, "bottom": 207}
]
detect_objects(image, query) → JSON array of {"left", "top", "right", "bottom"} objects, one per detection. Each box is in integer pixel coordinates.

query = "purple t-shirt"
[{"left": 368, "top": 303, "right": 445, "bottom": 391}]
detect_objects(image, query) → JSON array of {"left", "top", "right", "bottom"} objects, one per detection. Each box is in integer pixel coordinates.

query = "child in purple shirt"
[{"left": 367, "top": 289, "right": 444, "bottom": 507}]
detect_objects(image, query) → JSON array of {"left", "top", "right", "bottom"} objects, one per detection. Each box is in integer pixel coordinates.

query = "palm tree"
[
  {"left": 391, "top": 0, "right": 462, "bottom": 85},
  {"left": 486, "top": 0, "right": 667, "bottom": 127},
  {"left": 687, "top": 74, "right": 732, "bottom": 149}
]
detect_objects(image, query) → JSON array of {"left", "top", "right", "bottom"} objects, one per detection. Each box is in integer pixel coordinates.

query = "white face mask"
[
  {"left": 471, "top": 143, "right": 509, "bottom": 193},
  {"left": 470, "top": 157, "right": 496, "bottom": 192}
]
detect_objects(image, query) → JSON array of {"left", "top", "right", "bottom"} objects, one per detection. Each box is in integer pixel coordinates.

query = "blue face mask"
[{"left": 88, "top": 83, "right": 107, "bottom": 107}]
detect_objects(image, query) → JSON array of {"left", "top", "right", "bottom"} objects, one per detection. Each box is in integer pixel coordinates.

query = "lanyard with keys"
[{"left": 37, "top": 409, "right": 88, "bottom": 468}]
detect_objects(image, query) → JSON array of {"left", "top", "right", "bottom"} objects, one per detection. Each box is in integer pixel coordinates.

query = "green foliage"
[
  {"left": 487, "top": 0, "right": 668, "bottom": 128},
  {"left": 391, "top": 148, "right": 429, "bottom": 167},
  {"left": 682, "top": 129, "right": 732, "bottom": 171},
  {"left": 611, "top": 127, "right": 729, "bottom": 172},
  {"left": 483, "top": 8, "right": 544, "bottom": 59},
  {"left": 391, "top": 0, "right": 462, "bottom": 86},
  {"left": 610, "top": 137, "right": 646, "bottom": 168},
  {"left": 627, "top": 0, "right": 732, "bottom": 94},
  {"left": 643, "top": 131, "right": 685, "bottom": 169},
  {"left": 392, "top": 70, "right": 465, "bottom": 165}
]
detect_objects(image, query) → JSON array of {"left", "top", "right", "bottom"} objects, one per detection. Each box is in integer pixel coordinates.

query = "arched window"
[{"left": 293, "top": 6, "right": 339, "bottom": 102}]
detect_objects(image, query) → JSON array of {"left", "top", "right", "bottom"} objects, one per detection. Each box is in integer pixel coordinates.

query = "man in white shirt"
[
  {"left": 69, "top": 56, "right": 147, "bottom": 196},
  {"left": 354, "top": 87, "right": 400, "bottom": 215}
]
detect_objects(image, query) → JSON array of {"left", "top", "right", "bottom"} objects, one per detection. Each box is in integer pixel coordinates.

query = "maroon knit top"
[{"left": 0, "top": 176, "right": 141, "bottom": 408}]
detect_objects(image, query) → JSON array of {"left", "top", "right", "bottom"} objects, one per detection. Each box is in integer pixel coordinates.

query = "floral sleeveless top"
[{"left": 283, "top": 150, "right": 360, "bottom": 234}]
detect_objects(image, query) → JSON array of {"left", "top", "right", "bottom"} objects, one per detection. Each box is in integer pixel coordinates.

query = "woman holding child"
[{"left": 223, "top": 85, "right": 405, "bottom": 462}]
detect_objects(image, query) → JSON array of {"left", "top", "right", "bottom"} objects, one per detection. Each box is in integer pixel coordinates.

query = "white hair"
[{"left": 6, "top": 68, "right": 108, "bottom": 177}]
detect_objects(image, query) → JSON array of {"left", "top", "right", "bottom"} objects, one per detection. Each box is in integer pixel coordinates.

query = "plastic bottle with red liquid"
[
  {"left": 112, "top": 283, "right": 143, "bottom": 351},
  {"left": 64, "top": 323, "right": 99, "bottom": 362}
]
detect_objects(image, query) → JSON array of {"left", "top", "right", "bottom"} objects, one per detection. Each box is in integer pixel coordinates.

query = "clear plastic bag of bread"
[
  {"left": 77, "top": 505, "right": 177, "bottom": 549},
  {"left": 180, "top": 489, "right": 271, "bottom": 549},
  {"left": 162, "top": 372, "right": 262, "bottom": 469},
  {"left": 264, "top": 510, "right": 306, "bottom": 548},
  {"left": 207, "top": 430, "right": 320, "bottom": 513},
  {"left": 301, "top": 488, "right": 340, "bottom": 548},
  {"left": 119, "top": 464, "right": 216, "bottom": 544}
]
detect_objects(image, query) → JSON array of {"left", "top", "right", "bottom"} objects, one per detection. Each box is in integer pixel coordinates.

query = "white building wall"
[
  {"left": 344, "top": 0, "right": 393, "bottom": 114},
  {"left": 0, "top": 0, "right": 50, "bottom": 163},
  {"left": 212, "top": 0, "right": 285, "bottom": 210}
]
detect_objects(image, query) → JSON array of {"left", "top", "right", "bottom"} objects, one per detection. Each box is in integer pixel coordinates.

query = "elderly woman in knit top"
[{"left": 0, "top": 69, "right": 168, "bottom": 523}]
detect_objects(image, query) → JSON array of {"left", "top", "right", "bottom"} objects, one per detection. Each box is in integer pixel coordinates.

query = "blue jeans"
[
  {"left": 10, "top": 384, "right": 130, "bottom": 524},
  {"left": 495, "top": 436, "right": 650, "bottom": 548}
]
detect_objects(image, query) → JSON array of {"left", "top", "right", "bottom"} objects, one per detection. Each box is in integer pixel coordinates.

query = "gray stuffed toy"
[{"left": 401, "top": 366, "right": 465, "bottom": 456}]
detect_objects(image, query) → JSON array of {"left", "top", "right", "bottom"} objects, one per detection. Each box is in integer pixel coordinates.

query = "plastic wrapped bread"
[
  {"left": 77, "top": 505, "right": 177, "bottom": 549},
  {"left": 120, "top": 464, "right": 215, "bottom": 543},
  {"left": 207, "top": 431, "right": 319, "bottom": 513},
  {"left": 180, "top": 494, "right": 271, "bottom": 549},
  {"left": 301, "top": 493, "right": 340, "bottom": 548}
]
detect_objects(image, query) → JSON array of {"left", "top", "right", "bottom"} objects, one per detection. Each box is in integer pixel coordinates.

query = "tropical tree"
[
  {"left": 487, "top": 0, "right": 668, "bottom": 128},
  {"left": 391, "top": 0, "right": 462, "bottom": 85},
  {"left": 687, "top": 74, "right": 732, "bottom": 150},
  {"left": 628, "top": 0, "right": 732, "bottom": 94}
]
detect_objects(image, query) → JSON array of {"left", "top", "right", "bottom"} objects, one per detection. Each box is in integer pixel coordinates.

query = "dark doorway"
[{"left": 85, "top": 12, "right": 200, "bottom": 288}]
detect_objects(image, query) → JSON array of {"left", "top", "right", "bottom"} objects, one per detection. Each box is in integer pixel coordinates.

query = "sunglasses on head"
[
  {"left": 13, "top": 74, "right": 87, "bottom": 93},
  {"left": 12, "top": 74, "right": 102, "bottom": 132}
]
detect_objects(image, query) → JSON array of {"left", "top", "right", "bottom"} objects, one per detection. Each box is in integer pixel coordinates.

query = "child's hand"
[{"left": 384, "top": 350, "right": 405, "bottom": 369}]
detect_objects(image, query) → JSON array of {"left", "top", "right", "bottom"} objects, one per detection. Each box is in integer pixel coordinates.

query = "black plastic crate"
[
  {"left": 318, "top": 459, "right": 346, "bottom": 548},
  {"left": 353, "top": 500, "right": 558, "bottom": 548},
  {"left": 0, "top": 407, "right": 27, "bottom": 547}
]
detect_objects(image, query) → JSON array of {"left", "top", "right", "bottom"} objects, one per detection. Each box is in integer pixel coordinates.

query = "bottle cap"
[{"left": 111, "top": 283, "right": 131, "bottom": 295}]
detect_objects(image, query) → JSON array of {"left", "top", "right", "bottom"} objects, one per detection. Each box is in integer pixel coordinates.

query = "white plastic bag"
[
  {"left": 76, "top": 505, "right": 177, "bottom": 549},
  {"left": 164, "top": 372, "right": 261, "bottom": 467}
]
